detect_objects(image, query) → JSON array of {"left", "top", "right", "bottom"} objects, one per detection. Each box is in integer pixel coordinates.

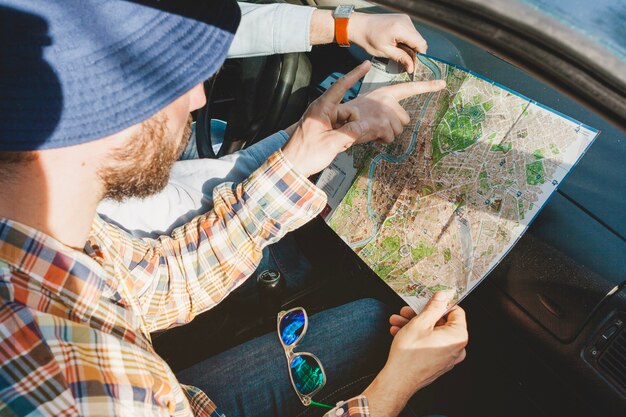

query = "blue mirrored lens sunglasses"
[{"left": 277, "top": 307, "right": 333, "bottom": 409}]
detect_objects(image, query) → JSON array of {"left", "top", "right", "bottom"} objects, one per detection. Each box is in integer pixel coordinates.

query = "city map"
[{"left": 316, "top": 55, "right": 599, "bottom": 313}]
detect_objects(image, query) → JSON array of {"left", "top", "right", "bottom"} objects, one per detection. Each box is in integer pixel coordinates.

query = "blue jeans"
[{"left": 176, "top": 299, "right": 392, "bottom": 417}]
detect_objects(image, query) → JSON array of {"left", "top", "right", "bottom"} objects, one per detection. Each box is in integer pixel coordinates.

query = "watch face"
[{"left": 333, "top": 5, "right": 354, "bottom": 18}]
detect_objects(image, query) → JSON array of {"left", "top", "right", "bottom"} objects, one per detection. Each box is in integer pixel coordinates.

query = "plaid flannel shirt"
[{"left": 0, "top": 150, "right": 370, "bottom": 416}]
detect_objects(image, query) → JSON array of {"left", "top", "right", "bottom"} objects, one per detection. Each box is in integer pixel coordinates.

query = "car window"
[{"left": 522, "top": 0, "right": 626, "bottom": 63}]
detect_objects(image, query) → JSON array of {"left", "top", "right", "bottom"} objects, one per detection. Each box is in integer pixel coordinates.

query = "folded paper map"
[{"left": 317, "top": 55, "right": 599, "bottom": 313}]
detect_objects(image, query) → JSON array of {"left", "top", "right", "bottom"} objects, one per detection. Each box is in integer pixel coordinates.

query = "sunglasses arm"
[{"left": 309, "top": 400, "right": 334, "bottom": 409}]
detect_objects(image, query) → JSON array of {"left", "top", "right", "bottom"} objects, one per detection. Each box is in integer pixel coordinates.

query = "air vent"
[{"left": 598, "top": 325, "right": 626, "bottom": 393}]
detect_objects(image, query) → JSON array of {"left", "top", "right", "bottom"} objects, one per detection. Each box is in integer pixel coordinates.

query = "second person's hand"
[
  {"left": 309, "top": 9, "right": 426, "bottom": 72},
  {"left": 282, "top": 61, "right": 445, "bottom": 177},
  {"left": 349, "top": 13, "right": 427, "bottom": 73}
]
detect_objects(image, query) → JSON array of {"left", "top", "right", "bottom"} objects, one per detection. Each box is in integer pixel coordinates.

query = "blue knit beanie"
[{"left": 0, "top": 0, "right": 241, "bottom": 151}]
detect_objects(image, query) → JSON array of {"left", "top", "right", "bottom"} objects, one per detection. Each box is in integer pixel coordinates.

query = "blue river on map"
[{"left": 350, "top": 56, "right": 442, "bottom": 249}]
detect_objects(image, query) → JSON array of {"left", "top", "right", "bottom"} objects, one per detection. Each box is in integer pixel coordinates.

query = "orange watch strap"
[{"left": 335, "top": 17, "right": 350, "bottom": 47}]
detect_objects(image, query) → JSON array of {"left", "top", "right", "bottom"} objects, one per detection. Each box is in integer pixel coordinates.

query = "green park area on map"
[{"left": 322, "top": 56, "right": 597, "bottom": 312}]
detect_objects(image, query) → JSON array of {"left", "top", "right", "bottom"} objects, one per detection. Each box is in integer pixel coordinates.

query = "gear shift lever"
[{"left": 256, "top": 269, "right": 286, "bottom": 323}]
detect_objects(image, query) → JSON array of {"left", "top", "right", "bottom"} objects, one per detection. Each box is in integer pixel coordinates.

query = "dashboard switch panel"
[{"left": 584, "top": 312, "right": 626, "bottom": 396}]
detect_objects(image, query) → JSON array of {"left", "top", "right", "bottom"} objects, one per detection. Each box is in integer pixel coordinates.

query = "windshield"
[{"left": 523, "top": 0, "right": 626, "bottom": 62}]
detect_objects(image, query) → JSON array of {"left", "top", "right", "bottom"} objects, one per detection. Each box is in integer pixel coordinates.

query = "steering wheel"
[{"left": 194, "top": 52, "right": 308, "bottom": 158}]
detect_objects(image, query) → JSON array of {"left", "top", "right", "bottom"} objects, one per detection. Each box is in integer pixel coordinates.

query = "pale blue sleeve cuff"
[
  {"left": 273, "top": 3, "right": 315, "bottom": 54},
  {"left": 229, "top": 2, "right": 315, "bottom": 58}
]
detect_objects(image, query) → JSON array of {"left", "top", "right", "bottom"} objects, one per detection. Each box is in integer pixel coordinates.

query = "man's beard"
[{"left": 99, "top": 113, "right": 192, "bottom": 201}]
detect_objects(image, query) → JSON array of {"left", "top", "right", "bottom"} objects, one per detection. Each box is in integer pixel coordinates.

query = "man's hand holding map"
[{"left": 317, "top": 55, "right": 599, "bottom": 313}]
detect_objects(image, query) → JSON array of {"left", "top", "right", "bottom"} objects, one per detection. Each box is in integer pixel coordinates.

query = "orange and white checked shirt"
[{"left": 0, "top": 150, "right": 371, "bottom": 416}]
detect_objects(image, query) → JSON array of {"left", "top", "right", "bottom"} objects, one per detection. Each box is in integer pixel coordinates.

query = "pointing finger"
[
  {"left": 322, "top": 61, "right": 371, "bottom": 105},
  {"left": 382, "top": 79, "right": 446, "bottom": 101}
]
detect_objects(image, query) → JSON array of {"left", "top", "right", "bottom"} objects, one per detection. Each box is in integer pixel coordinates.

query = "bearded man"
[{"left": 0, "top": 1, "right": 467, "bottom": 416}]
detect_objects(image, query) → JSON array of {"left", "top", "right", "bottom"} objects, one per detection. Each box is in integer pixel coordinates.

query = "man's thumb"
[{"left": 416, "top": 291, "right": 452, "bottom": 328}]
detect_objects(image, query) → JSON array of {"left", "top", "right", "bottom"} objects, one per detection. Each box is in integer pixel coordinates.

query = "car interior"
[{"left": 152, "top": 1, "right": 626, "bottom": 416}]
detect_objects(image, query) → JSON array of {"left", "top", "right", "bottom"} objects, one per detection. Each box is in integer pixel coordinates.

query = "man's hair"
[{"left": 0, "top": 151, "right": 38, "bottom": 182}]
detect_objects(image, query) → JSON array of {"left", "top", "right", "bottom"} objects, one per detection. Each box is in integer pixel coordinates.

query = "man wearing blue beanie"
[{"left": 0, "top": 1, "right": 467, "bottom": 416}]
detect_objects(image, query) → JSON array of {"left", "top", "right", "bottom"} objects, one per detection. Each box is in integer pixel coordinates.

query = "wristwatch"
[{"left": 333, "top": 5, "right": 354, "bottom": 47}]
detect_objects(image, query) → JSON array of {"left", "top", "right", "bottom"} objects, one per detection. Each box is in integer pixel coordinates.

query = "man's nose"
[{"left": 189, "top": 82, "right": 207, "bottom": 111}]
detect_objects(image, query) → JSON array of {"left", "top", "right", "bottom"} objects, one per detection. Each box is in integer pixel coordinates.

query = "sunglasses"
[{"left": 277, "top": 307, "right": 333, "bottom": 409}]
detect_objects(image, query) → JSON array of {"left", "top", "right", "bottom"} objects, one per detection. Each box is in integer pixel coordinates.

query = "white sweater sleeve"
[{"left": 228, "top": 2, "right": 316, "bottom": 58}]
